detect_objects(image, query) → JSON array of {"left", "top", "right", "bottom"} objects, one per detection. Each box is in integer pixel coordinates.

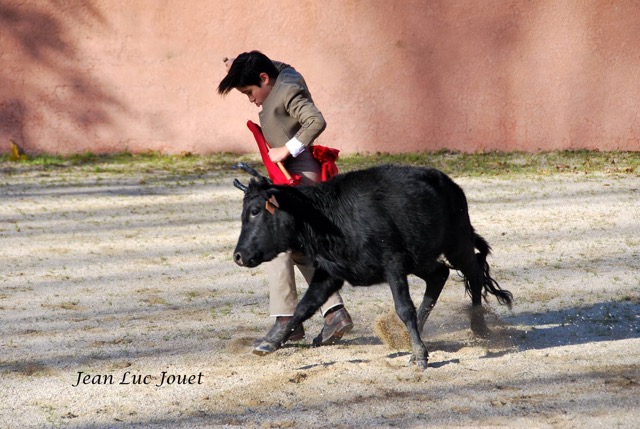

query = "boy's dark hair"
[{"left": 217, "top": 50, "right": 279, "bottom": 95}]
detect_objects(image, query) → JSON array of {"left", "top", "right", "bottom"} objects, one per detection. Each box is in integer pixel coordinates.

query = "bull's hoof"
[
  {"left": 252, "top": 341, "right": 278, "bottom": 356},
  {"left": 470, "top": 307, "right": 490, "bottom": 338},
  {"left": 408, "top": 355, "right": 429, "bottom": 370},
  {"left": 471, "top": 324, "right": 490, "bottom": 338},
  {"left": 411, "top": 359, "right": 428, "bottom": 370}
]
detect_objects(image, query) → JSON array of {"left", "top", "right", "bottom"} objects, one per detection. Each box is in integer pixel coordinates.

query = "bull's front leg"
[{"left": 253, "top": 270, "right": 344, "bottom": 356}]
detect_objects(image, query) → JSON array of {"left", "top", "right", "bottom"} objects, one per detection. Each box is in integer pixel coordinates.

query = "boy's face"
[{"left": 237, "top": 72, "right": 272, "bottom": 108}]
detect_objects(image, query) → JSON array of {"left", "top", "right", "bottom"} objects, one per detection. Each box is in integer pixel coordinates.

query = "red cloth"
[
  {"left": 246, "top": 120, "right": 339, "bottom": 185},
  {"left": 246, "top": 121, "right": 300, "bottom": 185},
  {"left": 312, "top": 145, "right": 340, "bottom": 181}
]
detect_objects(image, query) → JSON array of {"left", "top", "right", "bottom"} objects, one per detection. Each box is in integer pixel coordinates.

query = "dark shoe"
[
  {"left": 313, "top": 307, "right": 354, "bottom": 347},
  {"left": 252, "top": 316, "right": 305, "bottom": 348}
]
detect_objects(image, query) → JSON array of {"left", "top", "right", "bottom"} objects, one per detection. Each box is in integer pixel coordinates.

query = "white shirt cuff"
[{"left": 285, "top": 137, "right": 306, "bottom": 158}]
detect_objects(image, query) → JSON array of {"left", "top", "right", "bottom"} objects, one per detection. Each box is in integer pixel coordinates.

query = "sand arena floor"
[{"left": 1, "top": 162, "right": 638, "bottom": 428}]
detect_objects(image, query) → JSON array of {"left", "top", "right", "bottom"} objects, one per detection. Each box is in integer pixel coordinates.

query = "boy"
[{"left": 218, "top": 51, "right": 353, "bottom": 353}]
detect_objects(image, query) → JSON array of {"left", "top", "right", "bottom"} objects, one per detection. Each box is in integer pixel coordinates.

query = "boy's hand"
[
  {"left": 223, "top": 57, "right": 235, "bottom": 72},
  {"left": 268, "top": 146, "right": 290, "bottom": 163}
]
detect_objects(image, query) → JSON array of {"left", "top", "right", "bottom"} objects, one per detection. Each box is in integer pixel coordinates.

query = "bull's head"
[{"left": 232, "top": 164, "right": 294, "bottom": 267}]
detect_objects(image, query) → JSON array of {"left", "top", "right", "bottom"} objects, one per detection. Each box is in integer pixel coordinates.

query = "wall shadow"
[{"left": 0, "top": 1, "right": 125, "bottom": 153}]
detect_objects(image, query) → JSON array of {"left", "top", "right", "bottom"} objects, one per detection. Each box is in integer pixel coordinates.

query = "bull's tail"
[{"left": 471, "top": 233, "right": 513, "bottom": 308}]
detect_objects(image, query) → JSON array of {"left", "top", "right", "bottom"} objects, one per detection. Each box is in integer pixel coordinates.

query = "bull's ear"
[
  {"left": 258, "top": 186, "right": 281, "bottom": 215},
  {"left": 265, "top": 194, "right": 279, "bottom": 215}
]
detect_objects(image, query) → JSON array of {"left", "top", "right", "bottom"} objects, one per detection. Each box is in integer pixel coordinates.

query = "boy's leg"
[
  {"left": 285, "top": 150, "right": 353, "bottom": 344},
  {"left": 253, "top": 252, "right": 304, "bottom": 349},
  {"left": 265, "top": 251, "right": 298, "bottom": 316},
  {"left": 293, "top": 253, "right": 354, "bottom": 346},
  {"left": 285, "top": 150, "right": 320, "bottom": 185},
  {"left": 293, "top": 255, "right": 344, "bottom": 315},
  {"left": 267, "top": 251, "right": 345, "bottom": 318}
]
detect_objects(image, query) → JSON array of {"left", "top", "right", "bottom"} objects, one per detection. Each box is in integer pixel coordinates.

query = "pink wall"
[{"left": 1, "top": 0, "right": 639, "bottom": 155}]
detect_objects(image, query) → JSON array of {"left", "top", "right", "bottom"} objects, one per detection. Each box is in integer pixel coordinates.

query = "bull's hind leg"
[
  {"left": 414, "top": 261, "right": 450, "bottom": 333},
  {"left": 253, "top": 269, "right": 343, "bottom": 356},
  {"left": 446, "top": 250, "right": 490, "bottom": 337},
  {"left": 466, "top": 274, "right": 490, "bottom": 337},
  {"left": 387, "top": 271, "right": 429, "bottom": 370}
]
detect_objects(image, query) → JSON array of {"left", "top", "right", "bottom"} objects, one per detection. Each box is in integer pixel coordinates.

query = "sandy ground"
[{"left": 1, "top": 162, "right": 639, "bottom": 428}]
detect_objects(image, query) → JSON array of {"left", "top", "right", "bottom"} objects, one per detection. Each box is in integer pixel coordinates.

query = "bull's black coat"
[{"left": 234, "top": 164, "right": 512, "bottom": 368}]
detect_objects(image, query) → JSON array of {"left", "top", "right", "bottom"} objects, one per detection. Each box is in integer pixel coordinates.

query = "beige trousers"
[
  {"left": 265, "top": 251, "right": 344, "bottom": 317},
  {"left": 267, "top": 149, "right": 344, "bottom": 317}
]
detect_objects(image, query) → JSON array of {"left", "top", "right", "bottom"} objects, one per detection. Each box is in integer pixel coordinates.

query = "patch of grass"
[
  {"left": 41, "top": 301, "right": 85, "bottom": 311},
  {"left": 184, "top": 291, "right": 200, "bottom": 302},
  {"left": 210, "top": 304, "right": 232, "bottom": 320},
  {"left": 144, "top": 295, "right": 169, "bottom": 306},
  {"left": 340, "top": 150, "right": 640, "bottom": 177},
  {"left": 1, "top": 150, "right": 638, "bottom": 178},
  {"left": 0, "top": 151, "right": 256, "bottom": 177}
]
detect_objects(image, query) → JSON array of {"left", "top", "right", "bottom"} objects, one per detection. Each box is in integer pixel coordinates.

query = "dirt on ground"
[{"left": 1, "top": 162, "right": 638, "bottom": 428}]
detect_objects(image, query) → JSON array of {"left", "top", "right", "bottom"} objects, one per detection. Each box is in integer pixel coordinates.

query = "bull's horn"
[
  {"left": 233, "top": 162, "right": 262, "bottom": 178},
  {"left": 233, "top": 178, "right": 248, "bottom": 193}
]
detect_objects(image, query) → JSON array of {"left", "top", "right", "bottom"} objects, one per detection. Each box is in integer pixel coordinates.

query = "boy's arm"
[{"left": 282, "top": 85, "right": 327, "bottom": 156}]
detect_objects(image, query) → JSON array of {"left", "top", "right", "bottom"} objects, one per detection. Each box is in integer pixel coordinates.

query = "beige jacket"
[{"left": 258, "top": 63, "right": 326, "bottom": 151}]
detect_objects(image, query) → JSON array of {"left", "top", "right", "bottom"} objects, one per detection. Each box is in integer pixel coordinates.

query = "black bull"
[{"left": 233, "top": 164, "right": 512, "bottom": 369}]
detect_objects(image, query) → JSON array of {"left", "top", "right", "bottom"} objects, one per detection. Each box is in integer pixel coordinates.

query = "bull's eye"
[{"left": 250, "top": 207, "right": 261, "bottom": 218}]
